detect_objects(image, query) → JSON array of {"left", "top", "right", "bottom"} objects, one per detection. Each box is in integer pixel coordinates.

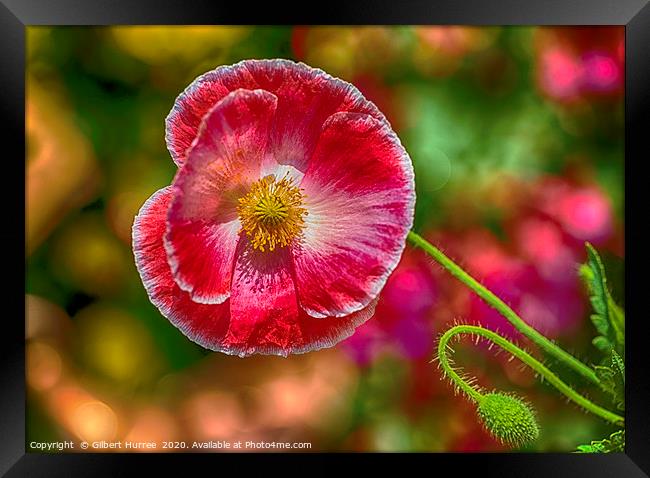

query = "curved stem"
[
  {"left": 437, "top": 328, "right": 484, "bottom": 403},
  {"left": 408, "top": 231, "right": 600, "bottom": 387},
  {"left": 439, "top": 325, "right": 624, "bottom": 426}
]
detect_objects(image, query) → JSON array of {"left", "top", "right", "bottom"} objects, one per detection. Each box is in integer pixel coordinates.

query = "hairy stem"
[
  {"left": 408, "top": 231, "right": 600, "bottom": 386},
  {"left": 437, "top": 329, "right": 484, "bottom": 403},
  {"left": 438, "top": 325, "right": 624, "bottom": 426}
]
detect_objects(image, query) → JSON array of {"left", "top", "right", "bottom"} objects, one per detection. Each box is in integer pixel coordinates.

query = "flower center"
[{"left": 237, "top": 174, "right": 307, "bottom": 252}]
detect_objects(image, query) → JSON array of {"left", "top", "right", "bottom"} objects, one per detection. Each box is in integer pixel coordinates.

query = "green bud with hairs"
[
  {"left": 476, "top": 392, "right": 540, "bottom": 447},
  {"left": 435, "top": 323, "right": 623, "bottom": 449}
]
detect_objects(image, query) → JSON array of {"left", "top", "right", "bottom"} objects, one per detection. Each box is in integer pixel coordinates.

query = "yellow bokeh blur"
[
  {"left": 111, "top": 26, "right": 251, "bottom": 64},
  {"left": 75, "top": 303, "right": 162, "bottom": 384}
]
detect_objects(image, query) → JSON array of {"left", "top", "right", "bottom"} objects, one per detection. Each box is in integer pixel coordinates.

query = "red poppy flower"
[{"left": 133, "top": 59, "right": 415, "bottom": 357}]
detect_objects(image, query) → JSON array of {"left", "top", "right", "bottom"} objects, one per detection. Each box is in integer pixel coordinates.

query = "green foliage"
[
  {"left": 579, "top": 243, "right": 626, "bottom": 412},
  {"left": 476, "top": 393, "right": 540, "bottom": 447},
  {"left": 594, "top": 350, "right": 625, "bottom": 411},
  {"left": 579, "top": 242, "right": 625, "bottom": 356},
  {"left": 576, "top": 430, "right": 625, "bottom": 453}
]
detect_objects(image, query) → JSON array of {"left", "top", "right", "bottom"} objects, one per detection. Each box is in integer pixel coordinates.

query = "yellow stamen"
[{"left": 237, "top": 174, "right": 307, "bottom": 252}]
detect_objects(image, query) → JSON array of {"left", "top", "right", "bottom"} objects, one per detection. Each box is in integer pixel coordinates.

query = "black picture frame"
[{"left": 4, "top": 0, "right": 649, "bottom": 476}]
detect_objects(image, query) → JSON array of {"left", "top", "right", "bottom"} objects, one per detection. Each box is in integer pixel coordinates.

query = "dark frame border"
[{"left": 4, "top": 0, "right": 649, "bottom": 476}]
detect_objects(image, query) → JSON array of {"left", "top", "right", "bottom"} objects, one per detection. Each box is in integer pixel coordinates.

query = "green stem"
[
  {"left": 439, "top": 325, "right": 624, "bottom": 426},
  {"left": 408, "top": 231, "right": 600, "bottom": 386},
  {"left": 437, "top": 328, "right": 484, "bottom": 403}
]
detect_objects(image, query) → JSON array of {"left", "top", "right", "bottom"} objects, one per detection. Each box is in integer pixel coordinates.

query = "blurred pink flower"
[
  {"left": 556, "top": 188, "right": 613, "bottom": 243},
  {"left": 531, "top": 177, "right": 613, "bottom": 245},
  {"left": 434, "top": 226, "right": 584, "bottom": 339},
  {"left": 538, "top": 48, "right": 583, "bottom": 101},
  {"left": 342, "top": 250, "right": 438, "bottom": 364},
  {"left": 467, "top": 242, "right": 584, "bottom": 338},
  {"left": 514, "top": 217, "right": 578, "bottom": 282},
  {"left": 341, "top": 322, "right": 383, "bottom": 366},
  {"left": 535, "top": 27, "right": 624, "bottom": 102},
  {"left": 582, "top": 51, "right": 622, "bottom": 93}
]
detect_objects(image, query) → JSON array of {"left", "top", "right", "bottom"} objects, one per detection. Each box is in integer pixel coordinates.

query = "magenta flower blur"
[
  {"left": 343, "top": 249, "right": 438, "bottom": 365},
  {"left": 535, "top": 27, "right": 623, "bottom": 102},
  {"left": 132, "top": 59, "right": 415, "bottom": 357},
  {"left": 529, "top": 177, "right": 614, "bottom": 247}
]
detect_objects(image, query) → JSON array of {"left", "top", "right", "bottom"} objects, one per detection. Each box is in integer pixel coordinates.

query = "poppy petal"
[
  {"left": 225, "top": 238, "right": 378, "bottom": 357},
  {"left": 132, "top": 186, "right": 232, "bottom": 350},
  {"left": 293, "top": 112, "right": 415, "bottom": 318},
  {"left": 165, "top": 88, "right": 277, "bottom": 304},
  {"left": 134, "top": 187, "right": 375, "bottom": 357},
  {"left": 293, "top": 298, "right": 379, "bottom": 356},
  {"left": 226, "top": 239, "right": 302, "bottom": 355},
  {"left": 165, "top": 59, "right": 385, "bottom": 169}
]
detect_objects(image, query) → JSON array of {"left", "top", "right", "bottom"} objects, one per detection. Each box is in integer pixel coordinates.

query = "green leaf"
[
  {"left": 611, "top": 350, "right": 625, "bottom": 384},
  {"left": 580, "top": 243, "right": 625, "bottom": 356},
  {"left": 592, "top": 336, "right": 611, "bottom": 353},
  {"left": 593, "top": 350, "right": 625, "bottom": 411},
  {"left": 590, "top": 314, "right": 609, "bottom": 337},
  {"left": 575, "top": 430, "right": 625, "bottom": 453}
]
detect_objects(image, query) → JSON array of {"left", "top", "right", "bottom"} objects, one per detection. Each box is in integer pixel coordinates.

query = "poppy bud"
[{"left": 476, "top": 392, "right": 540, "bottom": 447}]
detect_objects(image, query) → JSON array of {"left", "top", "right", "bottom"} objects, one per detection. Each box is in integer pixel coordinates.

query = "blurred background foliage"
[{"left": 26, "top": 26, "right": 624, "bottom": 452}]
